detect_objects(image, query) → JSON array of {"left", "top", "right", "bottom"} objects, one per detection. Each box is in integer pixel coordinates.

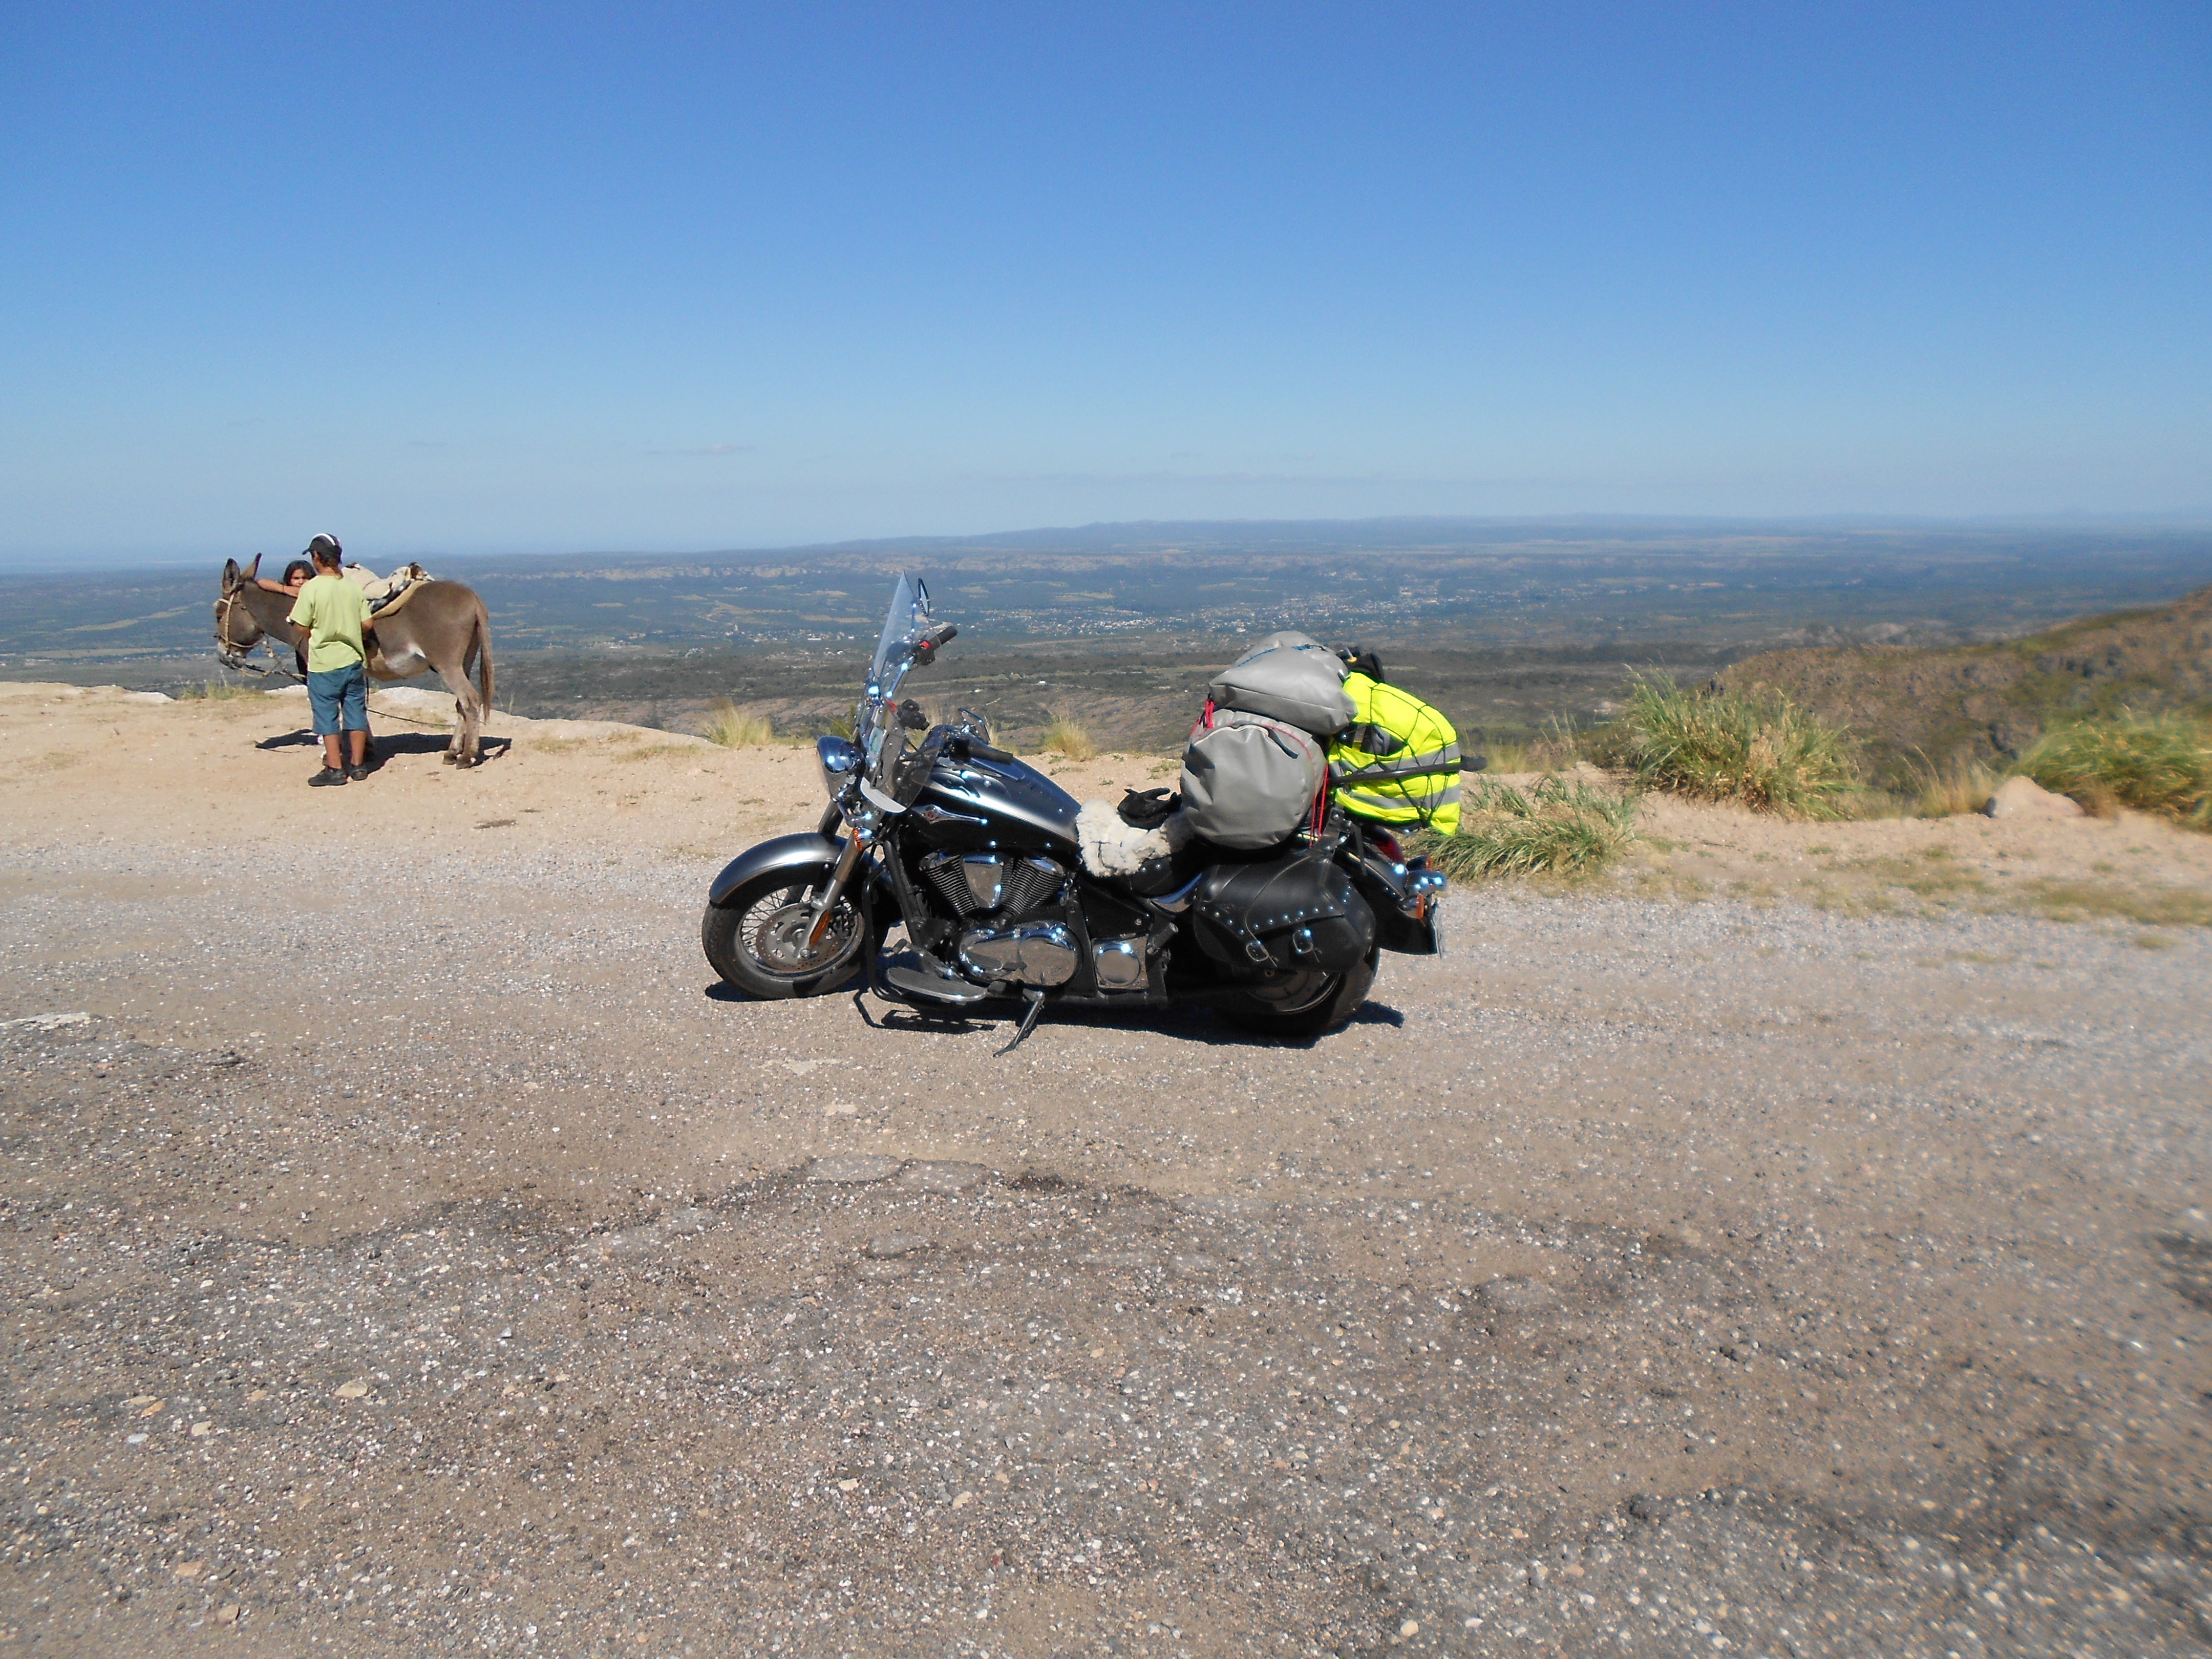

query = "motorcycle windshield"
[{"left": 867, "top": 574, "right": 930, "bottom": 693}]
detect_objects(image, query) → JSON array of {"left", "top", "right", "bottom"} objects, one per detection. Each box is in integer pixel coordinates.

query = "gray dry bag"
[
  {"left": 1179, "top": 708, "right": 1326, "bottom": 851},
  {"left": 1206, "top": 630, "right": 1356, "bottom": 737}
]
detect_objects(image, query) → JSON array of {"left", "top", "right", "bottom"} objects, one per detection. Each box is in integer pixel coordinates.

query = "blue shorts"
[{"left": 307, "top": 663, "right": 369, "bottom": 735}]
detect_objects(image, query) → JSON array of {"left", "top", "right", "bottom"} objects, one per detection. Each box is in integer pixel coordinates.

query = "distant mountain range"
[{"left": 10, "top": 511, "right": 2212, "bottom": 577}]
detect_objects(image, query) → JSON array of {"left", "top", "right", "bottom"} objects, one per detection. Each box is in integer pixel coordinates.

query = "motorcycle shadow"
[
  {"left": 697, "top": 980, "right": 1406, "bottom": 1047},
  {"left": 845, "top": 987, "right": 1406, "bottom": 1049}
]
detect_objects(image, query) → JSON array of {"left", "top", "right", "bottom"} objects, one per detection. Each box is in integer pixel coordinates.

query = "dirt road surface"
[{"left": 4, "top": 684, "right": 2210, "bottom": 1657}]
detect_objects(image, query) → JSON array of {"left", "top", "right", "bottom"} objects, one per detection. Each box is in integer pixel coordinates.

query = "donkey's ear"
[
  {"left": 222, "top": 558, "right": 240, "bottom": 586},
  {"left": 244, "top": 553, "right": 262, "bottom": 579}
]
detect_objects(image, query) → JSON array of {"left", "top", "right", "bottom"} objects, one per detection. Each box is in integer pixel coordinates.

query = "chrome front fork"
[{"left": 804, "top": 833, "right": 865, "bottom": 949}]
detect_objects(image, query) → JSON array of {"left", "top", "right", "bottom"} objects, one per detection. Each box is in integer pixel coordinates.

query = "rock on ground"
[{"left": 1985, "top": 774, "right": 2086, "bottom": 819}]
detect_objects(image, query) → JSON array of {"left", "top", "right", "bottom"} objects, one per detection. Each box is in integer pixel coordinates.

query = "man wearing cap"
[{"left": 287, "top": 535, "right": 376, "bottom": 786}]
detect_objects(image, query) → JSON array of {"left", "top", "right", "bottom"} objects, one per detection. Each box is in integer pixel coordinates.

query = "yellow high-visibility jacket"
[{"left": 1326, "top": 671, "right": 1462, "bottom": 835}]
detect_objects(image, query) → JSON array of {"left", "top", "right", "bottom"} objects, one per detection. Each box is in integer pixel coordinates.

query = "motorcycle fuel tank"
[{"left": 917, "top": 753, "right": 1081, "bottom": 852}]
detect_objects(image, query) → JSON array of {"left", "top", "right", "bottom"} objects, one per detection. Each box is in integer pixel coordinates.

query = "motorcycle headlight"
[{"left": 816, "top": 734, "right": 862, "bottom": 799}]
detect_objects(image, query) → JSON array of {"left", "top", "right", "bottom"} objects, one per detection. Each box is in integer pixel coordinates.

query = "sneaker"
[
  {"left": 310, "top": 767, "right": 348, "bottom": 787},
  {"left": 346, "top": 764, "right": 371, "bottom": 781}
]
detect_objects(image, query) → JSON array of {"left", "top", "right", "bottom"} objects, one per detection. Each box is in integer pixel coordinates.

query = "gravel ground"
[{"left": 3, "top": 693, "right": 2211, "bottom": 1656}]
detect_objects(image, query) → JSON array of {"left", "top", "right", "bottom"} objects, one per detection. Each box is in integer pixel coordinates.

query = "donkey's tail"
[{"left": 472, "top": 596, "right": 495, "bottom": 715}]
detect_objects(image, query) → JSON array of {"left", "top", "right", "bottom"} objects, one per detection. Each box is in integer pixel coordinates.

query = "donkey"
[{"left": 215, "top": 556, "right": 498, "bottom": 765}]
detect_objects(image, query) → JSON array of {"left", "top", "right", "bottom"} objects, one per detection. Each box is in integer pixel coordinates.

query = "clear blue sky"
[{"left": 3, "top": 3, "right": 2206, "bottom": 564}]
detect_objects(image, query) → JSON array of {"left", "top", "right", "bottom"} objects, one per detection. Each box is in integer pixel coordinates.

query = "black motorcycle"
[{"left": 701, "top": 576, "right": 1445, "bottom": 1049}]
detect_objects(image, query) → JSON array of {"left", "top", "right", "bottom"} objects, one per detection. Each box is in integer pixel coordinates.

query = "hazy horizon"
[{"left": 8, "top": 508, "right": 2212, "bottom": 579}]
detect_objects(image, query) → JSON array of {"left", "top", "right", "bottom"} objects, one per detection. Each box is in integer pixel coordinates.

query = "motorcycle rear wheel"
[
  {"left": 702, "top": 870, "right": 868, "bottom": 998},
  {"left": 1216, "top": 946, "right": 1378, "bottom": 1040}
]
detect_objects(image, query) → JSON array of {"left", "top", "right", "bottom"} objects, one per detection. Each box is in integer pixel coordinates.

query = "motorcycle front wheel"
[
  {"left": 702, "top": 869, "right": 869, "bottom": 999},
  {"left": 1216, "top": 946, "right": 1378, "bottom": 1040}
]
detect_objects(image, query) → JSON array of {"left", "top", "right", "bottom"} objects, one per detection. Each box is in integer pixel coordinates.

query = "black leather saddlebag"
[{"left": 1187, "top": 848, "right": 1375, "bottom": 977}]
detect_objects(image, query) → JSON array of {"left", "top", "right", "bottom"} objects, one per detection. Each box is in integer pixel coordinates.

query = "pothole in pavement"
[{"left": 8, "top": 1120, "right": 2206, "bottom": 1654}]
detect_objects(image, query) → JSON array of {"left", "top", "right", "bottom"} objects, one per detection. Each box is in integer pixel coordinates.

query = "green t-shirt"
[{"left": 288, "top": 573, "right": 370, "bottom": 673}]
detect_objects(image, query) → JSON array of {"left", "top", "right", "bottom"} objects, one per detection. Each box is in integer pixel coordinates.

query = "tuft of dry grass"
[
  {"left": 1477, "top": 717, "right": 1584, "bottom": 776},
  {"left": 1905, "top": 751, "right": 2006, "bottom": 818},
  {"left": 179, "top": 679, "right": 260, "bottom": 701},
  {"left": 2018, "top": 879, "right": 2212, "bottom": 928},
  {"left": 1836, "top": 847, "right": 1989, "bottom": 904},
  {"left": 2020, "top": 712, "right": 2211, "bottom": 829},
  {"left": 616, "top": 743, "right": 710, "bottom": 763},
  {"left": 1039, "top": 703, "right": 1097, "bottom": 762},
  {"left": 703, "top": 698, "right": 775, "bottom": 748},
  {"left": 1527, "top": 714, "right": 1586, "bottom": 772},
  {"left": 1618, "top": 672, "right": 1859, "bottom": 818},
  {"left": 1411, "top": 774, "right": 1639, "bottom": 880}
]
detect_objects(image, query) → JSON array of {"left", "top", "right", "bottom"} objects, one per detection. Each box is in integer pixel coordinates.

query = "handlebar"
[
  {"left": 948, "top": 730, "right": 1015, "bottom": 764},
  {"left": 911, "top": 623, "right": 957, "bottom": 666}
]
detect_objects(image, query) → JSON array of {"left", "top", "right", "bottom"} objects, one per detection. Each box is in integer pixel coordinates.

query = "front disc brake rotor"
[{"left": 752, "top": 901, "right": 855, "bottom": 976}]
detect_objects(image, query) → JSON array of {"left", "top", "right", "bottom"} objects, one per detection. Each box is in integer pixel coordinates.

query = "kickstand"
[{"left": 994, "top": 990, "right": 1047, "bottom": 1058}]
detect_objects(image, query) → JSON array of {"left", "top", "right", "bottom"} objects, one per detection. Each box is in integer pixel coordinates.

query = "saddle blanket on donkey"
[{"left": 342, "top": 562, "right": 432, "bottom": 614}]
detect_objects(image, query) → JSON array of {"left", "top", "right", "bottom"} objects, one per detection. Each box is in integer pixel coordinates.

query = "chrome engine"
[
  {"left": 1091, "top": 936, "right": 1148, "bottom": 989},
  {"left": 920, "top": 852, "right": 1066, "bottom": 918},
  {"left": 917, "top": 852, "right": 1078, "bottom": 986},
  {"left": 958, "top": 923, "right": 1078, "bottom": 986}
]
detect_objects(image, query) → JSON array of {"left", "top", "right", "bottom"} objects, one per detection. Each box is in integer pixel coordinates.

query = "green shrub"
[
  {"left": 1619, "top": 672, "right": 1858, "bottom": 818},
  {"left": 703, "top": 698, "right": 774, "bottom": 747},
  {"left": 2022, "top": 712, "right": 2212, "bottom": 828},
  {"left": 1410, "top": 774, "right": 1639, "bottom": 880}
]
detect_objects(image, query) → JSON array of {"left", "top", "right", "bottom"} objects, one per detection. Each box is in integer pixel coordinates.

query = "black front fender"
[{"left": 707, "top": 832, "right": 848, "bottom": 907}]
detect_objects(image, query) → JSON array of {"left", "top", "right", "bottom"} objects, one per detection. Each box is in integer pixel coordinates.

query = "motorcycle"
[{"left": 700, "top": 576, "right": 1447, "bottom": 1050}]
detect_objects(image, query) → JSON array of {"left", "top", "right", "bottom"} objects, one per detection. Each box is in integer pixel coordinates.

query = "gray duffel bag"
[
  {"left": 1180, "top": 709, "right": 1326, "bottom": 851},
  {"left": 1206, "top": 629, "right": 1356, "bottom": 737}
]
